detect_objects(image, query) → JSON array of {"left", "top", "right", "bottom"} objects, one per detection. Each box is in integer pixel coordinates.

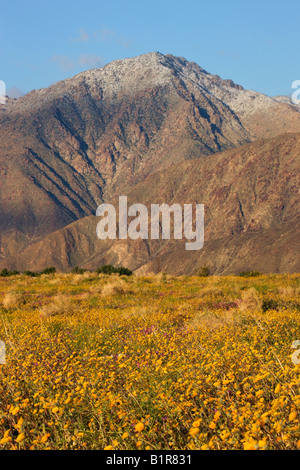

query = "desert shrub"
[
  {"left": 0, "top": 268, "right": 9, "bottom": 277},
  {"left": 239, "top": 271, "right": 262, "bottom": 277},
  {"left": 71, "top": 266, "right": 87, "bottom": 275},
  {"left": 117, "top": 266, "right": 133, "bottom": 276},
  {"left": 0, "top": 268, "right": 20, "bottom": 277},
  {"left": 195, "top": 266, "right": 210, "bottom": 277},
  {"left": 97, "top": 265, "right": 116, "bottom": 275},
  {"left": 262, "top": 299, "right": 280, "bottom": 312},
  {"left": 40, "top": 267, "right": 56, "bottom": 275},
  {"left": 97, "top": 265, "right": 132, "bottom": 276},
  {"left": 23, "top": 270, "right": 40, "bottom": 277}
]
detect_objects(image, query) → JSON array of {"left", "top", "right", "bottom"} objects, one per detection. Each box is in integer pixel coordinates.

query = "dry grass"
[
  {"left": 238, "top": 287, "right": 263, "bottom": 313},
  {"left": 121, "top": 305, "right": 156, "bottom": 323},
  {"left": 197, "top": 285, "right": 225, "bottom": 298},
  {"left": 2, "top": 291, "right": 27, "bottom": 309},
  {"left": 186, "top": 308, "right": 241, "bottom": 331},
  {"left": 153, "top": 272, "right": 168, "bottom": 284},
  {"left": 278, "top": 286, "right": 300, "bottom": 298},
  {"left": 101, "top": 278, "right": 135, "bottom": 297},
  {"left": 69, "top": 272, "right": 98, "bottom": 284},
  {"left": 40, "top": 294, "right": 78, "bottom": 317}
]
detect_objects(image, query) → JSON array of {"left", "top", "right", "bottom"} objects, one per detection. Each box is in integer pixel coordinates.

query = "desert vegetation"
[{"left": 0, "top": 270, "right": 299, "bottom": 450}]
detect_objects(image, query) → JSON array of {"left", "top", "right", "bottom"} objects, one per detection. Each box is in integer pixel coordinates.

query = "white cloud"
[
  {"left": 78, "top": 54, "right": 103, "bottom": 68},
  {"left": 50, "top": 54, "right": 103, "bottom": 72},
  {"left": 95, "top": 28, "right": 115, "bottom": 42},
  {"left": 93, "top": 28, "right": 132, "bottom": 49},
  {"left": 51, "top": 55, "right": 75, "bottom": 72},
  {"left": 72, "top": 28, "right": 90, "bottom": 43}
]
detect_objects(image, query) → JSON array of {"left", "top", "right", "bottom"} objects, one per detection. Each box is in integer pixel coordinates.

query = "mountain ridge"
[{"left": 0, "top": 52, "right": 299, "bottom": 274}]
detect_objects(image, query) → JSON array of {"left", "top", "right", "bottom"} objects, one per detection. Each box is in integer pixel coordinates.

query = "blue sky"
[{"left": 1, "top": 0, "right": 299, "bottom": 98}]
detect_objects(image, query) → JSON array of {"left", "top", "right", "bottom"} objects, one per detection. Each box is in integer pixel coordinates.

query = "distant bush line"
[
  {"left": 0, "top": 267, "right": 57, "bottom": 277},
  {"left": 193, "top": 268, "right": 263, "bottom": 278},
  {"left": 0, "top": 264, "right": 133, "bottom": 278},
  {"left": 96, "top": 265, "right": 133, "bottom": 276},
  {"left": 0, "top": 266, "right": 264, "bottom": 278},
  {"left": 71, "top": 265, "right": 132, "bottom": 276},
  {"left": 239, "top": 271, "right": 262, "bottom": 277}
]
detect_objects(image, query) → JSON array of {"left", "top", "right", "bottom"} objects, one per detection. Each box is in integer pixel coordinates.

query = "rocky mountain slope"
[{"left": 0, "top": 52, "right": 299, "bottom": 274}]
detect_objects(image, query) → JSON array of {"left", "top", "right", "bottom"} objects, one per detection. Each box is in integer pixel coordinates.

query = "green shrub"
[
  {"left": 23, "top": 270, "right": 40, "bottom": 277},
  {"left": 0, "top": 268, "right": 20, "bottom": 277},
  {"left": 71, "top": 266, "right": 86, "bottom": 275},
  {"left": 97, "top": 265, "right": 116, "bottom": 275},
  {"left": 41, "top": 267, "right": 56, "bottom": 275},
  {"left": 239, "top": 271, "right": 262, "bottom": 277},
  {"left": 195, "top": 266, "right": 210, "bottom": 277},
  {"left": 262, "top": 299, "right": 280, "bottom": 312},
  {"left": 117, "top": 266, "right": 133, "bottom": 276},
  {"left": 97, "top": 265, "right": 133, "bottom": 276}
]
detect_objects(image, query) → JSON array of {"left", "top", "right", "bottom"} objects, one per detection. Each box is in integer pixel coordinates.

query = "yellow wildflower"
[
  {"left": 11, "top": 406, "right": 20, "bottom": 416},
  {"left": 16, "top": 433, "right": 25, "bottom": 443},
  {"left": 192, "top": 419, "right": 202, "bottom": 427},
  {"left": 258, "top": 438, "right": 267, "bottom": 449},
  {"left": 134, "top": 422, "right": 144, "bottom": 433},
  {"left": 274, "top": 384, "right": 281, "bottom": 394},
  {"left": 1, "top": 437, "right": 12, "bottom": 444},
  {"left": 189, "top": 427, "right": 199, "bottom": 436},
  {"left": 289, "top": 411, "right": 297, "bottom": 421}
]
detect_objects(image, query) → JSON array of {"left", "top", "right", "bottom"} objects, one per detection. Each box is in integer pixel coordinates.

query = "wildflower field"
[{"left": 0, "top": 271, "right": 299, "bottom": 450}]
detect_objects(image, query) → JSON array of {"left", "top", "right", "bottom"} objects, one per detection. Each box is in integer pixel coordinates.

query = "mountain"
[{"left": 0, "top": 52, "right": 299, "bottom": 274}]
